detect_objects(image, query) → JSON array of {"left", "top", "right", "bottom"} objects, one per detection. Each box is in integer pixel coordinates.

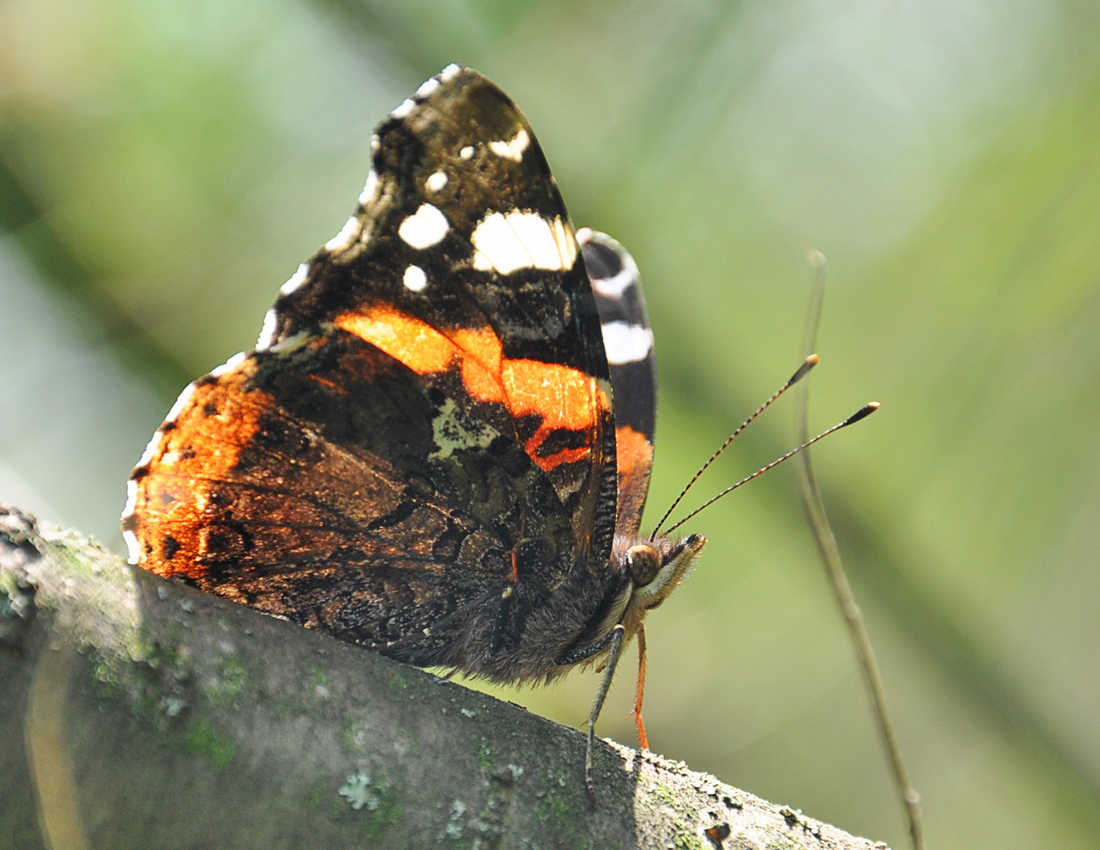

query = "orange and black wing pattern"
[
  {"left": 122, "top": 66, "right": 622, "bottom": 682},
  {"left": 580, "top": 229, "right": 658, "bottom": 540}
]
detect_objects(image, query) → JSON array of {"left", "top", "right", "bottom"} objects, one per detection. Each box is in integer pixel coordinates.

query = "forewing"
[
  {"left": 260, "top": 66, "right": 619, "bottom": 562},
  {"left": 580, "top": 229, "right": 657, "bottom": 538}
]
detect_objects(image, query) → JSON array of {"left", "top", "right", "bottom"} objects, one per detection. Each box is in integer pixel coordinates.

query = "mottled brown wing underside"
[
  {"left": 122, "top": 66, "right": 630, "bottom": 682},
  {"left": 125, "top": 330, "right": 585, "bottom": 660}
]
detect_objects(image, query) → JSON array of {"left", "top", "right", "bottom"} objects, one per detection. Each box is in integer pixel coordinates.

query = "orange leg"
[{"left": 633, "top": 626, "right": 649, "bottom": 750}]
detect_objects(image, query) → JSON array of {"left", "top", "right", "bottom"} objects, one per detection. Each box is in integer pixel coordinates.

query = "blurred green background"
[{"left": 3, "top": 0, "right": 1099, "bottom": 847}]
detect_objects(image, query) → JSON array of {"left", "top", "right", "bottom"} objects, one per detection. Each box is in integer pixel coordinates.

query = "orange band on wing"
[
  {"left": 336, "top": 306, "right": 608, "bottom": 472},
  {"left": 615, "top": 425, "right": 653, "bottom": 485},
  {"left": 613, "top": 424, "right": 654, "bottom": 529},
  {"left": 131, "top": 370, "right": 275, "bottom": 581}
]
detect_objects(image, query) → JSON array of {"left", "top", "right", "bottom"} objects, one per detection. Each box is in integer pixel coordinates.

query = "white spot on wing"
[
  {"left": 426, "top": 171, "right": 448, "bottom": 193},
  {"left": 136, "top": 429, "right": 164, "bottom": 468},
  {"left": 416, "top": 77, "right": 441, "bottom": 99},
  {"left": 398, "top": 203, "right": 449, "bottom": 249},
  {"left": 460, "top": 145, "right": 475, "bottom": 160},
  {"left": 210, "top": 351, "right": 247, "bottom": 378},
  {"left": 326, "top": 216, "right": 361, "bottom": 252},
  {"left": 164, "top": 381, "right": 198, "bottom": 424},
  {"left": 391, "top": 98, "right": 416, "bottom": 119},
  {"left": 269, "top": 331, "right": 312, "bottom": 355},
  {"left": 488, "top": 128, "right": 529, "bottom": 162},
  {"left": 358, "top": 171, "right": 379, "bottom": 207},
  {"left": 403, "top": 264, "right": 427, "bottom": 292},
  {"left": 590, "top": 257, "right": 638, "bottom": 300},
  {"left": 579, "top": 229, "right": 641, "bottom": 299},
  {"left": 550, "top": 217, "right": 576, "bottom": 267},
  {"left": 440, "top": 64, "right": 462, "bottom": 82},
  {"left": 257, "top": 308, "right": 279, "bottom": 350},
  {"left": 280, "top": 263, "right": 310, "bottom": 296},
  {"left": 122, "top": 477, "right": 139, "bottom": 519},
  {"left": 123, "top": 529, "right": 141, "bottom": 564},
  {"left": 470, "top": 212, "right": 577, "bottom": 275},
  {"left": 601, "top": 321, "right": 653, "bottom": 365}
]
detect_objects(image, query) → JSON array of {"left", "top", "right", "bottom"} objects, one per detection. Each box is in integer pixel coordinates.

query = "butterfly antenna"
[
  {"left": 661, "top": 402, "right": 878, "bottom": 537},
  {"left": 650, "top": 354, "right": 819, "bottom": 539}
]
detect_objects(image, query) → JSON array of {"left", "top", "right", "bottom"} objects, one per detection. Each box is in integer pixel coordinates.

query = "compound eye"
[{"left": 626, "top": 544, "right": 660, "bottom": 586}]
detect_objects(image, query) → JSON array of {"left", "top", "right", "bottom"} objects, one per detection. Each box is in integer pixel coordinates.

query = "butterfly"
[{"left": 122, "top": 64, "right": 705, "bottom": 798}]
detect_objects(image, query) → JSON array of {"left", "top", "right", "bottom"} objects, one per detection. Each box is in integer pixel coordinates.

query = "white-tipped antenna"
[
  {"left": 660, "top": 401, "right": 879, "bottom": 537},
  {"left": 650, "top": 354, "right": 819, "bottom": 540}
]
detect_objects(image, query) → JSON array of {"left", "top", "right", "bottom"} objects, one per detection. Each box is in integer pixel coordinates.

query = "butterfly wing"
[
  {"left": 121, "top": 66, "right": 620, "bottom": 681},
  {"left": 263, "top": 67, "right": 618, "bottom": 555},
  {"left": 580, "top": 229, "right": 657, "bottom": 539}
]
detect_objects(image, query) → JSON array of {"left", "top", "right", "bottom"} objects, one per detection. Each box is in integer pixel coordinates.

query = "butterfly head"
[{"left": 614, "top": 531, "right": 707, "bottom": 641}]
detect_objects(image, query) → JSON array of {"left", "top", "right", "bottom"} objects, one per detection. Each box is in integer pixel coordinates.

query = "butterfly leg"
[
  {"left": 585, "top": 623, "right": 625, "bottom": 806},
  {"left": 632, "top": 625, "right": 649, "bottom": 750}
]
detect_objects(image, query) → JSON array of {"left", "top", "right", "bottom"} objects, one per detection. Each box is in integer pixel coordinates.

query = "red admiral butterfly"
[{"left": 121, "top": 64, "right": 707, "bottom": 797}]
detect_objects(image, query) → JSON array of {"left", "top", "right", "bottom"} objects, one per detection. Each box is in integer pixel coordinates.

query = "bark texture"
[{"left": 0, "top": 504, "right": 888, "bottom": 850}]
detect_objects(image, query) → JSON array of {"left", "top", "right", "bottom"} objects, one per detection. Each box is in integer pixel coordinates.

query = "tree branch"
[{"left": 0, "top": 504, "right": 888, "bottom": 850}]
